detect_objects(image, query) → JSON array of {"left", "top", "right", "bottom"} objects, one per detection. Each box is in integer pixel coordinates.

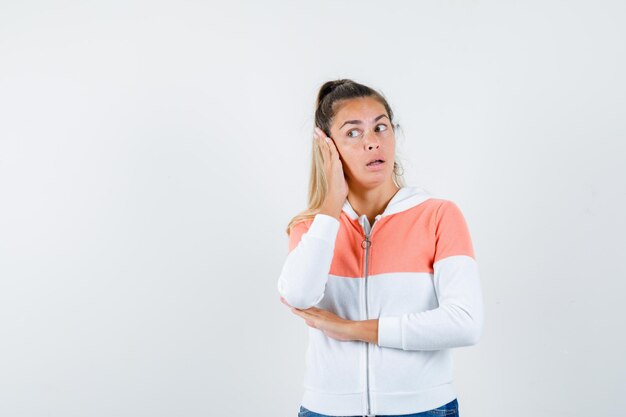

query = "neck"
[{"left": 346, "top": 180, "right": 401, "bottom": 223}]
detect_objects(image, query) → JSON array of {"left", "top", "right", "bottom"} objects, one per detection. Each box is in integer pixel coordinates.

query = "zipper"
[{"left": 360, "top": 214, "right": 381, "bottom": 417}]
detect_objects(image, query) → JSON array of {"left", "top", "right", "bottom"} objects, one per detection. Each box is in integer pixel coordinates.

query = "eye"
[
  {"left": 347, "top": 129, "right": 361, "bottom": 138},
  {"left": 346, "top": 124, "right": 389, "bottom": 138}
]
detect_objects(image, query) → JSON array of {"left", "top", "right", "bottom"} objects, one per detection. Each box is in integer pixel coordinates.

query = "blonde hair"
[{"left": 286, "top": 79, "right": 407, "bottom": 236}]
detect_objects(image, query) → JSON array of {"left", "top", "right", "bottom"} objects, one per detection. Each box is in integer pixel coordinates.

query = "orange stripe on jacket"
[
  {"left": 433, "top": 199, "right": 475, "bottom": 263},
  {"left": 287, "top": 199, "right": 475, "bottom": 277},
  {"left": 288, "top": 219, "right": 313, "bottom": 253}
]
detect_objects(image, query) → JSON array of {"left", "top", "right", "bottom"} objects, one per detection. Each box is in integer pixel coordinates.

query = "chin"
[{"left": 357, "top": 173, "right": 393, "bottom": 187}]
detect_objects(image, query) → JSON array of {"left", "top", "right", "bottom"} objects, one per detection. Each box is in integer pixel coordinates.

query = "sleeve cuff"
[
  {"left": 306, "top": 213, "right": 340, "bottom": 242},
  {"left": 377, "top": 316, "right": 403, "bottom": 349}
]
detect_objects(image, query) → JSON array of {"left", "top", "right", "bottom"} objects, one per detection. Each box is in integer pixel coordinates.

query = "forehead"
[{"left": 333, "top": 97, "right": 387, "bottom": 125}]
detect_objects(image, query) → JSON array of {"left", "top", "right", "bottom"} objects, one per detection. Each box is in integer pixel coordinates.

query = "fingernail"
[{"left": 325, "top": 137, "right": 331, "bottom": 143}]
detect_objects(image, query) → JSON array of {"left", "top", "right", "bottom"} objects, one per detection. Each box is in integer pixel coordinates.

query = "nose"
[{"left": 364, "top": 129, "right": 381, "bottom": 150}]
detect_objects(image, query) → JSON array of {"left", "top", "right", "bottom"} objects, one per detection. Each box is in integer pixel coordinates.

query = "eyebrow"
[{"left": 339, "top": 114, "right": 389, "bottom": 130}]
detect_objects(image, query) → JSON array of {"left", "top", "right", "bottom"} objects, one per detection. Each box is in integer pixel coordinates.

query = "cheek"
[{"left": 337, "top": 150, "right": 360, "bottom": 170}]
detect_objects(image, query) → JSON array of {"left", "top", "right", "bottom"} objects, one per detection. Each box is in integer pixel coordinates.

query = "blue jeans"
[{"left": 298, "top": 398, "right": 459, "bottom": 417}]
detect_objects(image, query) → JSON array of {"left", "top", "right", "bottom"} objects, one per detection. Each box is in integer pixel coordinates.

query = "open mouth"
[{"left": 366, "top": 159, "right": 384, "bottom": 166}]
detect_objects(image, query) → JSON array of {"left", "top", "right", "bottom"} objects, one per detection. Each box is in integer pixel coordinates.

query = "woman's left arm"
[{"left": 376, "top": 200, "right": 484, "bottom": 351}]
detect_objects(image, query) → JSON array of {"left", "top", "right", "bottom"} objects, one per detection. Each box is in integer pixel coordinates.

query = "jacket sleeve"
[
  {"left": 377, "top": 200, "right": 484, "bottom": 351},
  {"left": 277, "top": 213, "right": 340, "bottom": 309}
]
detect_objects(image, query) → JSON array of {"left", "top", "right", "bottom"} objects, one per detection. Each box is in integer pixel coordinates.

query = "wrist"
[
  {"left": 319, "top": 199, "right": 343, "bottom": 219},
  {"left": 351, "top": 319, "right": 379, "bottom": 344}
]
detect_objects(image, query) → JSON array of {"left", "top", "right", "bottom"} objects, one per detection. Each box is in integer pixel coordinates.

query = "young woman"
[{"left": 277, "top": 79, "right": 484, "bottom": 417}]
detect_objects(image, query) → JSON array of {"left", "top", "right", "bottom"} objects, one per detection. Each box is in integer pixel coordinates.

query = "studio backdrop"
[{"left": 0, "top": 1, "right": 624, "bottom": 416}]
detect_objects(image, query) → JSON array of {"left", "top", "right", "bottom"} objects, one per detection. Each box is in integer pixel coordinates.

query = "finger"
[
  {"left": 316, "top": 137, "right": 330, "bottom": 164},
  {"left": 315, "top": 127, "right": 333, "bottom": 151},
  {"left": 323, "top": 135, "right": 334, "bottom": 151},
  {"left": 325, "top": 137, "right": 337, "bottom": 158},
  {"left": 291, "top": 308, "right": 311, "bottom": 317},
  {"left": 319, "top": 137, "right": 334, "bottom": 162},
  {"left": 325, "top": 139, "right": 342, "bottom": 165},
  {"left": 291, "top": 308, "right": 307, "bottom": 319},
  {"left": 313, "top": 127, "right": 326, "bottom": 145},
  {"left": 317, "top": 136, "right": 329, "bottom": 152},
  {"left": 315, "top": 129, "right": 337, "bottom": 156}
]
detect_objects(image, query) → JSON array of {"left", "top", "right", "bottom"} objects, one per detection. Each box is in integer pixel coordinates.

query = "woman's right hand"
[{"left": 314, "top": 126, "right": 348, "bottom": 219}]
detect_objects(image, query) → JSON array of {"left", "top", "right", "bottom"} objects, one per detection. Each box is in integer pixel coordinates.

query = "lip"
[
  {"left": 366, "top": 158, "right": 385, "bottom": 165},
  {"left": 365, "top": 160, "right": 385, "bottom": 171}
]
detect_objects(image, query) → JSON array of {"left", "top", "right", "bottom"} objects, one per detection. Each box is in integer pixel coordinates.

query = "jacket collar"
[{"left": 341, "top": 185, "right": 433, "bottom": 221}]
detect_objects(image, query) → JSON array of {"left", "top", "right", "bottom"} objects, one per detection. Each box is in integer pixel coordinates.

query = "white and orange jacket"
[{"left": 277, "top": 185, "right": 484, "bottom": 417}]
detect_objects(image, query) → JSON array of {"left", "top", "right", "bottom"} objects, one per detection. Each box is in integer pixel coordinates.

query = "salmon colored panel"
[
  {"left": 350, "top": 199, "right": 475, "bottom": 275},
  {"left": 433, "top": 200, "right": 475, "bottom": 262},
  {"left": 287, "top": 218, "right": 313, "bottom": 253},
  {"left": 368, "top": 200, "right": 440, "bottom": 275},
  {"left": 328, "top": 216, "right": 364, "bottom": 279},
  {"left": 286, "top": 199, "right": 474, "bottom": 278}
]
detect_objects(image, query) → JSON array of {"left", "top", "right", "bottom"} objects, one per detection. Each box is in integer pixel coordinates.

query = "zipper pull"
[{"left": 361, "top": 236, "right": 370, "bottom": 250}]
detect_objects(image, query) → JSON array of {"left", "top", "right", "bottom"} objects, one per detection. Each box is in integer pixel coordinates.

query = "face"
[{"left": 328, "top": 96, "right": 396, "bottom": 188}]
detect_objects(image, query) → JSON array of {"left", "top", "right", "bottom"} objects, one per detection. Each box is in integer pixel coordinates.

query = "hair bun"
[{"left": 317, "top": 79, "right": 351, "bottom": 108}]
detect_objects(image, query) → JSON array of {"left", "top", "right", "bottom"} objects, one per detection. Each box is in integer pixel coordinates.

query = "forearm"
[{"left": 377, "top": 256, "right": 484, "bottom": 351}]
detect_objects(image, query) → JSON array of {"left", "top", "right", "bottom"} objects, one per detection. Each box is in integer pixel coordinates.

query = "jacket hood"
[{"left": 341, "top": 185, "right": 433, "bottom": 221}]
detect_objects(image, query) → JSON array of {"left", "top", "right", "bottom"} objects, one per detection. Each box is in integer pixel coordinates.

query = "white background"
[{"left": 1, "top": 1, "right": 625, "bottom": 416}]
